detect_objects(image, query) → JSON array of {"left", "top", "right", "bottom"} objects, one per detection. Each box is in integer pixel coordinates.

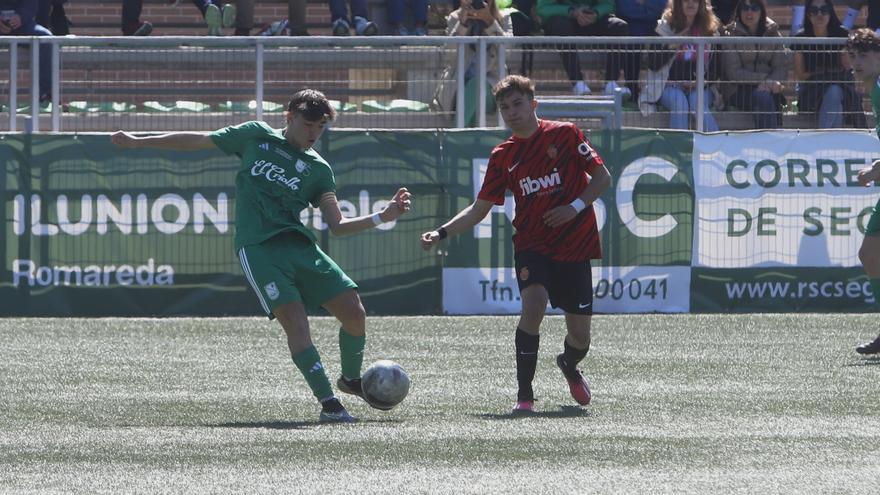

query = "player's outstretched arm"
[
  {"left": 110, "top": 131, "right": 216, "bottom": 151},
  {"left": 420, "top": 199, "right": 495, "bottom": 251},
  {"left": 858, "top": 160, "right": 880, "bottom": 186},
  {"left": 320, "top": 187, "right": 412, "bottom": 236}
]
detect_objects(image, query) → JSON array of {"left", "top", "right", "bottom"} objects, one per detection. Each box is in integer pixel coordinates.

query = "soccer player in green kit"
[
  {"left": 111, "top": 89, "right": 412, "bottom": 421},
  {"left": 850, "top": 29, "right": 880, "bottom": 354}
]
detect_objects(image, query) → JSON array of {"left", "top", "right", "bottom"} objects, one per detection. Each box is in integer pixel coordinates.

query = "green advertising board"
[{"left": 2, "top": 129, "right": 878, "bottom": 315}]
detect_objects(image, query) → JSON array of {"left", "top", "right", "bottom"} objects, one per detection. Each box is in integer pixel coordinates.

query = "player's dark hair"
[
  {"left": 492, "top": 75, "right": 535, "bottom": 102},
  {"left": 288, "top": 89, "right": 336, "bottom": 122},
  {"left": 847, "top": 28, "right": 880, "bottom": 53}
]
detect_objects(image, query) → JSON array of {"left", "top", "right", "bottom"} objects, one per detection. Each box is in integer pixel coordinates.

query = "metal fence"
[{"left": 0, "top": 35, "right": 872, "bottom": 133}]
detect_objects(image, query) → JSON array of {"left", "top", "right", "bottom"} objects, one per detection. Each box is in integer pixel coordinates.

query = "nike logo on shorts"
[{"left": 579, "top": 302, "right": 592, "bottom": 309}]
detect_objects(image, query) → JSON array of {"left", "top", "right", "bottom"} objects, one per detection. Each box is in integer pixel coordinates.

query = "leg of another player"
[
  {"left": 857, "top": 234, "right": 880, "bottom": 354},
  {"left": 323, "top": 289, "right": 368, "bottom": 391},
  {"left": 514, "top": 285, "right": 547, "bottom": 408},
  {"left": 274, "top": 301, "right": 349, "bottom": 420}
]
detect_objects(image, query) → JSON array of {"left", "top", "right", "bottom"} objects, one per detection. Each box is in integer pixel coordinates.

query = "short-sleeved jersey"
[
  {"left": 872, "top": 75, "right": 880, "bottom": 140},
  {"left": 477, "top": 119, "right": 605, "bottom": 262},
  {"left": 210, "top": 121, "right": 335, "bottom": 251}
]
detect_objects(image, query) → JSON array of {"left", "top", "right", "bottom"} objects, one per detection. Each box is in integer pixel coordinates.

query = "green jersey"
[
  {"left": 872, "top": 75, "right": 880, "bottom": 140},
  {"left": 210, "top": 121, "right": 335, "bottom": 251}
]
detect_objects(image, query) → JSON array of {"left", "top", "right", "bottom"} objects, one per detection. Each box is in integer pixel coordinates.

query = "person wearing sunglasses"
[
  {"left": 720, "top": 0, "right": 788, "bottom": 128},
  {"left": 793, "top": 0, "right": 868, "bottom": 128}
]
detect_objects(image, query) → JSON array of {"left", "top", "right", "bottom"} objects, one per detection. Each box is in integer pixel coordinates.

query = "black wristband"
[{"left": 437, "top": 227, "right": 448, "bottom": 240}]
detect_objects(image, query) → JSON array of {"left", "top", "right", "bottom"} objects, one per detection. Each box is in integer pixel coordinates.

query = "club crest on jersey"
[
  {"left": 264, "top": 281, "right": 280, "bottom": 300},
  {"left": 294, "top": 159, "right": 311, "bottom": 176},
  {"left": 520, "top": 267, "right": 529, "bottom": 281},
  {"left": 547, "top": 145, "right": 557, "bottom": 159},
  {"left": 519, "top": 168, "right": 562, "bottom": 196}
]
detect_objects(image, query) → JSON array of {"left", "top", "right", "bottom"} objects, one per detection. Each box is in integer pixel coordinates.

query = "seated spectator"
[
  {"left": 721, "top": 0, "right": 787, "bottom": 129},
  {"left": 244, "top": 0, "right": 309, "bottom": 36},
  {"left": 431, "top": 0, "right": 513, "bottom": 126},
  {"left": 793, "top": 0, "right": 868, "bottom": 128},
  {"left": 190, "top": 0, "right": 236, "bottom": 36},
  {"left": 842, "top": 0, "right": 879, "bottom": 33},
  {"left": 330, "top": 0, "right": 379, "bottom": 35},
  {"left": 36, "top": 0, "right": 69, "bottom": 35},
  {"left": 388, "top": 0, "right": 428, "bottom": 34},
  {"left": 503, "top": 0, "right": 540, "bottom": 76},
  {"left": 121, "top": 0, "right": 153, "bottom": 35},
  {"left": 616, "top": 0, "right": 667, "bottom": 100},
  {"left": 536, "top": 0, "right": 635, "bottom": 97},
  {"left": 1, "top": 0, "right": 53, "bottom": 102},
  {"left": 638, "top": 0, "right": 722, "bottom": 131}
]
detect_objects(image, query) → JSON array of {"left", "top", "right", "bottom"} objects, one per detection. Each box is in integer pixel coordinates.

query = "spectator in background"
[
  {"left": 721, "top": 0, "right": 787, "bottom": 128},
  {"left": 792, "top": 0, "right": 867, "bottom": 127},
  {"left": 1, "top": 0, "right": 53, "bottom": 102},
  {"left": 330, "top": 0, "right": 379, "bottom": 35},
  {"left": 431, "top": 0, "right": 513, "bottom": 126},
  {"left": 121, "top": 0, "right": 153, "bottom": 35},
  {"left": 615, "top": 0, "right": 666, "bottom": 100},
  {"left": 36, "top": 0, "right": 69, "bottom": 34},
  {"left": 638, "top": 0, "right": 722, "bottom": 131},
  {"left": 190, "top": 0, "right": 236, "bottom": 36},
  {"left": 388, "top": 0, "right": 428, "bottom": 34},
  {"left": 537, "top": 0, "right": 634, "bottom": 97},
  {"left": 842, "top": 0, "right": 879, "bottom": 33},
  {"left": 246, "top": 0, "right": 311, "bottom": 36}
]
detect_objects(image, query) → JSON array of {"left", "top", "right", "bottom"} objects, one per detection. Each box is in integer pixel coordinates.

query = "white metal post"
[
  {"left": 51, "top": 43, "right": 60, "bottom": 132},
  {"left": 696, "top": 41, "right": 705, "bottom": 132},
  {"left": 456, "top": 43, "right": 466, "bottom": 128},
  {"left": 497, "top": 43, "right": 506, "bottom": 127},
  {"left": 9, "top": 41, "right": 17, "bottom": 132},
  {"left": 477, "top": 38, "right": 487, "bottom": 128},
  {"left": 30, "top": 38, "right": 40, "bottom": 132},
  {"left": 255, "top": 41, "right": 264, "bottom": 121}
]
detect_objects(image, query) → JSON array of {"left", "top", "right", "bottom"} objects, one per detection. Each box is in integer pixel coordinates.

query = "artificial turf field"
[{"left": 2, "top": 314, "right": 879, "bottom": 493}]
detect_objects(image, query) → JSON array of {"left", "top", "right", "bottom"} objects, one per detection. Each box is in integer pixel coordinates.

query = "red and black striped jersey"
[{"left": 477, "top": 119, "right": 604, "bottom": 262}]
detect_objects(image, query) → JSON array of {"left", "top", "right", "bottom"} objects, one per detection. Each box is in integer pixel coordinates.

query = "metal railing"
[{"left": 0, "top": 35, "right": 867, "bottom": 133}]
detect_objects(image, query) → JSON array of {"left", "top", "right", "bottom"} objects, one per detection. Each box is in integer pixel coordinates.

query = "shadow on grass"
[
  {"left": 476, "top": 405, "right": 591, "bottom": 420},
  {"left": 844, "top": 356, "right": 880, "bottom": 367},
  {"left": 209, "top": 418, "right": 403, "bottom": 430}
]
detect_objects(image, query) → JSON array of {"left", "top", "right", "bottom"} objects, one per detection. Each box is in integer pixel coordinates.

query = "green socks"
[
  {"left": 339, "top": 328, "right": 366, "bottom": 380},
  {"left": 291, "top": 345, "right": 333, "bottom": 402}
]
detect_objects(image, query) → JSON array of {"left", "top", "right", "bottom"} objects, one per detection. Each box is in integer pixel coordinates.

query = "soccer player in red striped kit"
[{"left": 420, "top": 75, "right": 611, "bottom": 413}]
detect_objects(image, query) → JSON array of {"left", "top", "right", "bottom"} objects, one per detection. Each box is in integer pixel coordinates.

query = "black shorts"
[{"left": 514, "top": 251, "right": 593, "bottom": 315}]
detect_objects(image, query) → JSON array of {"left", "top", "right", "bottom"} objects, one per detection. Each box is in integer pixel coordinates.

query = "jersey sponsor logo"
[
  {"left": 577, "top": 141, "right": 594, "bottom": 158},
  {"left": 264, "top": 281, "right": 280, "bottom": 300},
  {"left": 519, "top": 168, "right": 562, "bottom": 196},
  {"left": 251, "top": 159, "right": 301, "bottom": 191}
]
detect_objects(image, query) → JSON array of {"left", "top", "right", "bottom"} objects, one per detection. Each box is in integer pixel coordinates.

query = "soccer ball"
[{"left": 361, "top": 360, "right": 410, "bottom": 410}]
